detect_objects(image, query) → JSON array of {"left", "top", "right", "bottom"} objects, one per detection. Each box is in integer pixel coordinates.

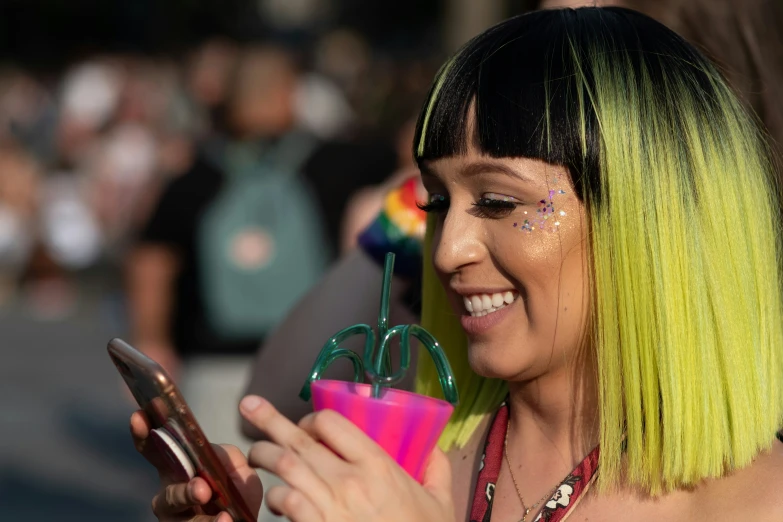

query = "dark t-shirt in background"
[{"left": 140, "top": 137, "right": 396, "bottom": 358}]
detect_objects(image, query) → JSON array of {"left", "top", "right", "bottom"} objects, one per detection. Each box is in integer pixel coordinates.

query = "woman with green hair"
[
  {"left": 414, "top": 4, "right": 783, "bottom": 515},
  {"left": 139, "top": 7, "right": 783, "bottom": 522}
]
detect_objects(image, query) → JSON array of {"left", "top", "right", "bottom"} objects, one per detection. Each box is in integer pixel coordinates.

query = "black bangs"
[
  {"left": 413, "top": 7, "right": 718, "bottom": 202},
  {"left": 413, "top": 8, "right": 602, "bottom": 199}
]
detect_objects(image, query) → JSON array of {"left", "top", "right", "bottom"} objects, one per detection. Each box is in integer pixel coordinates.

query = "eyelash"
[
  {"left": 417, "top": 194, "right": 519, "bottom": 219},
  {"left": 417, "top": 197, "right": 448, "bottom": 213},
  {"left": 471, "top": 197, "right": 517, "bottom": 219}
]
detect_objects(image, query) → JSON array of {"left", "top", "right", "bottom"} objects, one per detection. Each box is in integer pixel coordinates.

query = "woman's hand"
[
  {"left": 239, "top": 395, "right": 456, "bottom": 522},
  {"left": 130, "top": 410, "right": 263, "bottom": 522}
]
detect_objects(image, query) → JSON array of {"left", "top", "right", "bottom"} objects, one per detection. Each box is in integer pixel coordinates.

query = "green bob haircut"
[{"left": 414, "top": 7, "right": 783, "bottom": 494}]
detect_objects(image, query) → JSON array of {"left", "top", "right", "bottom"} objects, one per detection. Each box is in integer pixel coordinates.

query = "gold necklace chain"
[{"left": 503, "top": 424, "right": 562, "bottom": 522}]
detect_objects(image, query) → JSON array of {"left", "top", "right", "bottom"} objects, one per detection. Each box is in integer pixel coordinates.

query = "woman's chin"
[{"left": 467, "top": 349, "right": 533, "bottom": 381}]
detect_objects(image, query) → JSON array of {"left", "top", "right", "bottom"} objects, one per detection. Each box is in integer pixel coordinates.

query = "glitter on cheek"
[{"left": 513, "top": 178, "right": 568, "bottom": 233}]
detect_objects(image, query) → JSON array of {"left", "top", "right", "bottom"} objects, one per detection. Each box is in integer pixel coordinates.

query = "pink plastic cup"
[{"left": 310, "top": 379, "right": 454, "bottom": 482}]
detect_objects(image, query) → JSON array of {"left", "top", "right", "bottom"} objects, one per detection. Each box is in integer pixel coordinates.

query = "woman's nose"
[{"left": 432, "top": 210, "right": 485, "bottom": 275}]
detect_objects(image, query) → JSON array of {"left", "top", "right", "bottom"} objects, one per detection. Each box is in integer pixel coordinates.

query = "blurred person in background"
[
  {"left": 86, "top": 56, "right": 187, "bottom": 258},
  {"left": 26, "top": 54, "right": 189, "bottom": 319},
  {"left": 128, "top": 45, "right": 319, "bottom": 438},
  {"left": 127, "top": 43, "right": 396, "bottom": 454},
  {"left": 87, "top": 124, "right": 158, "bottom": 256},
  {"left": 0, "top": 67, "right": 58, "bottom": 163},
  {"left": 0, "top": 143, "right": 40, "bottom": 306},
  {"left": 185, "top": 38, "right": 240, "bottom": 141},
  {"left": 55, "top": 59, "right": 123, "bottom": 169},
  {"left": 19, "top": 58, "right": 123, "bottom": 318}
]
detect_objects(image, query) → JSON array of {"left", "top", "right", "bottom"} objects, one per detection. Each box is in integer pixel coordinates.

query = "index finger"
[
  {"left": 298, "top": 409, "right": 386, "bottom": 463},
  {"left": 239, "top": 396, "right": 376, "bottom": 463},
  {"left": 239, "top": 396, "right": 322, "bottom": 455}
]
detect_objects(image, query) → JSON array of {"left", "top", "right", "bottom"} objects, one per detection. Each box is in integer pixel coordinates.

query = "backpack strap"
[{"left": 204, "top": 131, "right": 319, "bottom": 180}]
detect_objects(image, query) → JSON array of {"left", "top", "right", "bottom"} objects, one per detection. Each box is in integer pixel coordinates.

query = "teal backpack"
[{"left": 199, "top": 133, "right": 330, "bottom": 339}]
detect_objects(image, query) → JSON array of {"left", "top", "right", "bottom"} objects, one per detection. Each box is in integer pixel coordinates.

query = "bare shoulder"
[
  {"left": 696, "top": 438, "right": 783, "bottom": 521},
  {"left": 446, "top": 415, "right": 492, "bottom": 522},
  {"left": 575, "top": 439, "right": 783, "bottom": 522}
]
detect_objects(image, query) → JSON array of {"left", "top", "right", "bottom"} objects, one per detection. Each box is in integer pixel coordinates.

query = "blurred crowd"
[{"left": 0, "top": 33, "right": 438, "bottom": 320}]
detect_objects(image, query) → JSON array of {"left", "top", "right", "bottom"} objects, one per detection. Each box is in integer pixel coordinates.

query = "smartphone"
[{"left": 108, "top": 338, "right": 256, "bottom": 522}]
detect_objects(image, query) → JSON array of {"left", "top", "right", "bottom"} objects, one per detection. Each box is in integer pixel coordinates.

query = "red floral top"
[{"left": 470, "top": 404, "right": 600, "bottom": 522}]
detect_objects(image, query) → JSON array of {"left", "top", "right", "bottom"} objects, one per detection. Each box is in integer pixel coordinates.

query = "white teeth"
[
  {"left": 477, "top": 305, "right": 502, "bottom": 317},
  {"left": 481, "top": 295, "right": 492, "bottom": 310},
  {"left": 463, "top": 291, "right": 518, "bottom": 316}
]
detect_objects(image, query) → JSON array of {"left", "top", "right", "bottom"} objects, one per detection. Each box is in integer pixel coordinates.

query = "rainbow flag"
[{"left": 358, "top": 175, "right": 426, "bottom": 278}]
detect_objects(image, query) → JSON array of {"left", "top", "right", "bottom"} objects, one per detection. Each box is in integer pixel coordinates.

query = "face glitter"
[{"left": 516, "top": 180, "right": 567, "bottom": 233}]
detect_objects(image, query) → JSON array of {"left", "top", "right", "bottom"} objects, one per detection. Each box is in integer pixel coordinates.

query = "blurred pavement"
[{"left": 0, "top": 284, "right": 158, "bottom": 522}]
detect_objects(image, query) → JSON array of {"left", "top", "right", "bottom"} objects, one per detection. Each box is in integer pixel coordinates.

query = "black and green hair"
[{"left": 414, "top": 7, "right": 783, "bottom": 494}]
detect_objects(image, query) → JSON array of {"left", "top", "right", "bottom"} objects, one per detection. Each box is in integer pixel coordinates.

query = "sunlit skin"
[{"left": 421, "top": 148, "right": 588, "bottom": 384}]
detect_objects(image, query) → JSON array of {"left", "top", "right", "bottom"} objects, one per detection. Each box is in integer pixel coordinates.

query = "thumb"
[{"left": 421, "top": 447, "right": 453, "bottom": 504}]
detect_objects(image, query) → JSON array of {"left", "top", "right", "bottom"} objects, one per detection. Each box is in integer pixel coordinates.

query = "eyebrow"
[
  {"left": 462, "top": 161, "right": 534, "bottom": 182},
  {"left": 420, "top": 160, "right": 534, "bottom": 183}
]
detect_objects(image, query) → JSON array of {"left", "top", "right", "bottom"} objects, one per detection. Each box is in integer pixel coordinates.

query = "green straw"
[{"left": 299, "top": 252, "right": 458, "bottom": 404}]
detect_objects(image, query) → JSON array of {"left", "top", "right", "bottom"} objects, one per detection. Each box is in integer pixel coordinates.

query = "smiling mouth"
[{"left": 462, "top": 291, "right": 518, "bottom": 317}]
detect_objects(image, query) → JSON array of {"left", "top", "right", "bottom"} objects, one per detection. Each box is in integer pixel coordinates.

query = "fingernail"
[{"left": 240, "top": 395, "right": 265, "bottom": 413}]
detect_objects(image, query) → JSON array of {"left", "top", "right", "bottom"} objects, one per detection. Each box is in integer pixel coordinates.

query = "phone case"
[{"left": 108, "top": 338, "right": 256, "bottom": 522}]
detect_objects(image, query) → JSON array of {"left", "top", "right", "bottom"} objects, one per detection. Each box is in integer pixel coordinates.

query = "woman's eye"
[
  {"left": 417, "top": 194, "right": 449, "bottom": 213},
  {"left": 470, "top": 193, "right": 519, "bottom": 219}
]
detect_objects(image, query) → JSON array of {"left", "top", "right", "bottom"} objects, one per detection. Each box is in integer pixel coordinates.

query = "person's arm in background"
[
  {"left": 126, "top": 244, "right": 181, "bottom": 379},
  {"left": 124, "top": 161, "right": 207, "bottom": 382},
  {"left": 241, "top": 248, "right": 418, "bottom": 439}
]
